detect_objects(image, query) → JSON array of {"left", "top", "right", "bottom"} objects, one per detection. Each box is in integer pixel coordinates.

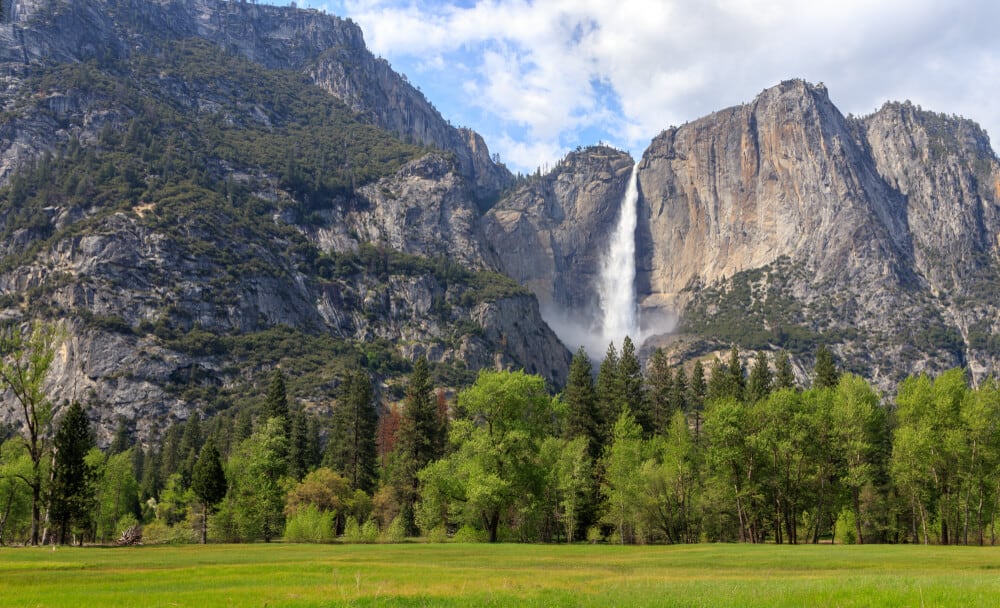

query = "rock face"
[
  {"left": 635, "top": 80, "right": 1000, "bottom": 386},
  {"left": 0, "top": 0, "right": 565, "bottom": 442},
  {"left": 0, "top": 0, "right": 510, "bottom": 199},
  {"left": 483, "top": 147, "right": 634, "bottom": 321},
  {"left": 638, "top": 80, "right": 912, "bottom": 312},
  {"left": 486, "top": 80, "right": 999, "bottom": 389}
]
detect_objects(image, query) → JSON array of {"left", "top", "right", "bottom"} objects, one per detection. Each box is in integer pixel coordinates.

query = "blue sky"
[{"left": 288, "top": 1, "right": 999, "bottom": 174}]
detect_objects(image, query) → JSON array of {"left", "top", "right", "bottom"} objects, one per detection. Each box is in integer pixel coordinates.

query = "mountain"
[
  {"left": 491, "top": 80, "right": 1000, "bottom": 389},
  {"left": 1, "top": 1, "right": 997, "bottom": 443},
  {"left": 0, "top": 0, "right": 568, "bottom": 443}
]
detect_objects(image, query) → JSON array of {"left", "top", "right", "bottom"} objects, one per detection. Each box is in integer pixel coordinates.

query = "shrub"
[
  {"left": 834, "top": 509, "right": 857, "bottom": 545},
  {"left": 424, "top": 525, "right": 449, "bottom": 544},
  {"left": 451, "top": 525, "right": 487, "bottom": 543},
  {"left": 284, "top": 505, "right": 335, "bottom": 543},
  {"left": 342, "top": 516, "right": 379, "bottom": 543},
  {"left": 141, "top": 521, "right": 195, "bottom": 545},
  {"left": 379, "top": 514, "right": 407, "bottom": 544},
  {"left": 586, "top": 525, "right": 605, "bottom": 544}
]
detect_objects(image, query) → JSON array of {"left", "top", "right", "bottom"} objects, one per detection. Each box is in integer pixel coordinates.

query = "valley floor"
[{"left": 1, "top": 543, "right": 998, "bottom": 606}]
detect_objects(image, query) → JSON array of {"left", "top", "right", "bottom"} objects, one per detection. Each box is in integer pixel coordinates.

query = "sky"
[{"left": 290, "top": 0, "right": 1000, "bottom": 175}]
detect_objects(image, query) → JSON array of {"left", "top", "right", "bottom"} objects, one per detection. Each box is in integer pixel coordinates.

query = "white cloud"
[{"left": 310, "top": 0, "right": 1000, "bottom": 172}]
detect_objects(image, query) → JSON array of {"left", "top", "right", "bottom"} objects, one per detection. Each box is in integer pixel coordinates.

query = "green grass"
[{"left": 1, "top": 543, "right": 999, "bottom": 606}]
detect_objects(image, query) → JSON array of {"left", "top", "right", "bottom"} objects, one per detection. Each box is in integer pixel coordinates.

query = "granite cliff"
[
  {"left": 0, "top": 0, "right": 565, "bottom": 442},
  {"left": 489, "top": 80, "right": 999, "bottom": 389}
]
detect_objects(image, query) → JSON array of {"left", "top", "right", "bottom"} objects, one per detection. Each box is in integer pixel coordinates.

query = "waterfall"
[{"left": 598, "top": 161, "right": 640, "bottom": 345}]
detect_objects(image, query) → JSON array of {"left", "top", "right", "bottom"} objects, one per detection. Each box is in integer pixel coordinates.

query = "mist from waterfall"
[{"left": 598, "top": 161, "right": 640, "bottom": 348}]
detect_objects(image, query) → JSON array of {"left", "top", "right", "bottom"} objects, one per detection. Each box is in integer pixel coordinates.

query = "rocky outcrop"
[
  {"left": 350, "top": 154, "right": 488, "bottom": 268},
  {"left": 483, "top": 146, "right": 633, "bottom": 318},
  {"left": 638, "top": 80, "right": 913, "bottom": 314},
  {"left": 0, "top": 0, "right": 564, "bottom": 440},
  {"left": 635, "top": 80, "right": 1000, "bottom": 386},
  {"left": 0, "top": 0, "right": 510, "bottom": 198}
]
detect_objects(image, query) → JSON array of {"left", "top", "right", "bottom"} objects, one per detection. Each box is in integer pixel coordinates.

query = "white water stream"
[{"left": 598, "top": 162, "right": 640, "bottom": 345}]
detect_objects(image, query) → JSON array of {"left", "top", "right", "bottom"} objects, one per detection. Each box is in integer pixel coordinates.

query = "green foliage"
[
  {"left": 417, "top": 370, "right": 554, "bottom": 542},
  {"left": 224, "top": 418, "right": 290, "bottom": 542},
  {"left": 387, "top": 356, "right": 443, "bottom": 535},
  {"left": 342, "top": 516, "right": 379, "bottom": 543},
  {"left": 191, "top": 439, "right": 227, "bottom": 543},
  {"left": 325, "top": 371, "right": 378, "bottom": 493},
  {"left": 283, "top": 504, "right": 335, "bottom": 543},
  {"left": 680, "top": 259, "right": 826, "bottom": 353},
  {"left": 49, "top": 401, "right": 96, "bottom": 545},
  {"left": 813, "top": 345, "right": 840, "bottom": 389},
  {"left": 0, "top": 321, "right": 61, "bottom": 545},
  {"left": 89, "top": 449, "right": 141, "bottom": 544},
  {"left": 600, "top": 410, "right": 647, "bottom": 544},
  {"left": 561, "top": 347, "right": 600, "bottom": 457}
]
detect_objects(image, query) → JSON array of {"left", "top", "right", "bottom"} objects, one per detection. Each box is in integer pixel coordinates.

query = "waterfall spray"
[{"left": 598, "top": 162, "right": 640, "bottom": 345}]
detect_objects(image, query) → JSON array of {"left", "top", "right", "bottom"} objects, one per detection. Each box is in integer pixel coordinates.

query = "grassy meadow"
[{"left": 1, "top": 543, "right": 998, "bottom": 607}]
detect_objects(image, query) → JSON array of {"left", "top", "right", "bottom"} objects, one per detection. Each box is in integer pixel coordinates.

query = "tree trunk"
[
  {"left": 0, "top": 486, "right": 15, "bottom": 545},
  {"left": 201, "top": 503, "right": 208, "bottom": 544},
  {"left": 30, "top": 483, "right": 41, "bottom": 546},
  {"left": 852, "top": 487, "right": 864, "bottom": 545},
  {"left": 483, "top": 510, "right": 500, "bottom": 543}
]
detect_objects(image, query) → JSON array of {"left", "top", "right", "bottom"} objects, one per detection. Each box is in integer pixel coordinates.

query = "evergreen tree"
[
  {"left": 388, "top": 356, "right": 440, "bottom": 534},
  {"left": 747, "top": 351, "right": 773, "bottom": 404},
  {"left": 727, "top": 346, "right": 746, "bottom": 401},
  {"left": 671, "top": 365, "right": 688, "bottom": 416},
  {"left": 562, "top": 348, "right": 600, "bottom": 456},
  {"left": 157, "top": 424, "right": 183, "bottom": 488},
  {"left": 178, "top": 414, "right": 203, "bottom": 485},
  {"left": 813, "top": 345, "right": 839, "bottom": 389},
  {"left": 233, "top": 409, "right": 254, "bottom": 444},
  {"left": 140, "top": 445, "right": 162, "bottom": 501},
  {"left": 595, "top": 342, "right": 620, "bottom": 443},
  {"left": 325, "top": 370, "right": 378, "bottom": 493},
  {"left": 774, "top": 350, "right": 796, "bottom": 390},
  {"left": 48, "top": 402, "right": 95, "bottom": 545},
  {"left": 618, "top": 337, "right": 649, "bottom": 434},
  {"left": 288, "top": 406, "right": 310, "bottom": 481},
  {"left": 688, "top": 359, "right": 707, "bottom": 411},
  {"left": 707, "top": 357, "right": 736, "bottom": 402},
  {"left": 645, "top": 348, "right": 673, "bottom": 436},
  {"left": 109, "top": 416, "right": 131, "bottom": 455},
  {"left": 263, "top": 369, "right": 290, "bottom": 434},
  {"left": 191, "top": 439, "right": 227, "bottom": 544}
]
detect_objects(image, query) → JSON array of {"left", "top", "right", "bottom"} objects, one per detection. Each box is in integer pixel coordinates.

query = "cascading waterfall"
[{"left": 598, "top": 161, "right": 640, "bottom": 345}]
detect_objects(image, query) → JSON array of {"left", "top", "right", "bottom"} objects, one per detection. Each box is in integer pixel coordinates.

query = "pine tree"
[
  {"left": 618, "top": 337, "right": 649, "bottom": 434},
  {"left": 645, "top": 348, "right": 673, "bottom": 435},
  {"left": 595, "top": 342, "right": 620, "bottom": 443},
  {"left": 688, "top": 359, "right": 707, "bottom": 411},
  {"left": 671, "top": 365, "right": 688, "bottom": 416},
  {"left": 813, "top": 345, "right": 839, "bottom": 389},
  {"left": 191, "top": 439, "right": 227, "bottom": 544},
  {"left": 109, "top": 416, "right": 131, "bottom": 455},
  {"left": 325, "top": 370, "right": 378, "bottom": 493},
  {"left": 727, "top": 346, "right": 745, "bottom": 401},
  {"left": 288, "top": 406, "right": 310, "bottom": 481},
  {"left": 747, "top": 351, "right": 773, "bottom": 404},
  {"left": 263, "top": 369, "right": 290, "bottom": 434},
  {"left": 774, "top": 350, "right": 796, "bottom": 390},
  {"left": 388, "top": 356, "right": 440, "bottom": 534},
  {"left": 562, "top": 348, "right": 600, "bottom": 458},
  {"left": 49, "top": 402, "right": 95, "bottom": 545},
  {"left": 178, "top": 414, "right": 203, "bottom": 485}
]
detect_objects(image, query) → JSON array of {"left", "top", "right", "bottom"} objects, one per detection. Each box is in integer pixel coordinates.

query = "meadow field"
[{"left": 1, "top": 543, "right": 998, "bottom": 607}]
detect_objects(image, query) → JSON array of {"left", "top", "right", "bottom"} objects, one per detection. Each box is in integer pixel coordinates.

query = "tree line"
[{"left": 2, "top": 322, "right": 999, "bottom": 546}]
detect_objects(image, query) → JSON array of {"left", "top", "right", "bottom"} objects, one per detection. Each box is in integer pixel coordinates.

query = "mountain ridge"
[{"left": 0, "top": 1, "right": 997, "bottom": 442}]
